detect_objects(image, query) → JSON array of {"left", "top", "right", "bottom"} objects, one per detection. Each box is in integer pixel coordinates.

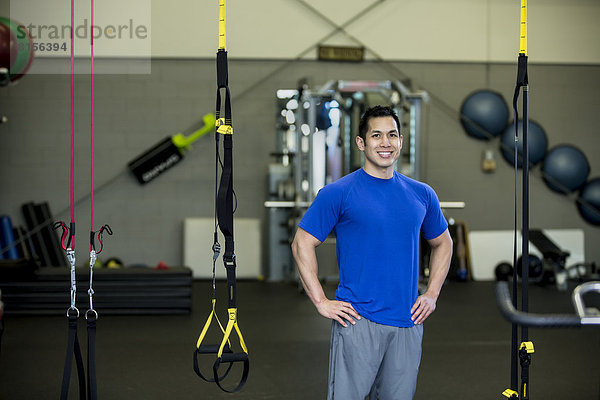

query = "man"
[{"left": 292, "top": 105, "right": 453, "bottom": 400}]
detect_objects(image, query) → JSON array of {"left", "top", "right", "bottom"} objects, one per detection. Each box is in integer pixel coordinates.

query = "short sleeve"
[
  {"left": 420, "top": 185, "right": 448, "bottom": 240},
  {"left": 298, "top": 185, "right": 343, "bottom": 242}
]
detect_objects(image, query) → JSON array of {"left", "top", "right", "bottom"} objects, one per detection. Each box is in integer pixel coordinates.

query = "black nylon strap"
[
  {"left": 217, "top": 50, "right": 228, "bottom": 88},
  {"left": 193, "top": 344, "right": 234, "bottom": 382},
  {"left": 217, "top": 141, "right": 234, "bottom": 246},
  {"left": 202, "top": 23, "right": 249, "bottom": 393},
  {"left": 60, "top": 314, "right": 86, "bottom": 400},
  {"left": 510, "top": 53, "right": 534, "bottom": 399},
  {"left": 215, "top": 50, "right": 236, "bottom": 309},
  {"left": 510, "top": 53, "right": 529, "bottom": 393},
  {"left": 87, "top": 317, "right": 97, "bottom": 400},
  {"left": 213, "top": 353, "right": 249, "bottom": 393}
]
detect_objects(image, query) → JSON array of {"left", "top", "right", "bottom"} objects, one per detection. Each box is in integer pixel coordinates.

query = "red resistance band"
[{"left": 54, "top": 0, "right": 112, "bottom": 254}]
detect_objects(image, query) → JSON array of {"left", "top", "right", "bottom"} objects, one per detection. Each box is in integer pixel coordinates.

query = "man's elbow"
[
  {"left": 291, "top": 231, "right": 305, "bottom": 260},
  {"left": 291, "top": 235, "right": 300, "bottom": 259}
]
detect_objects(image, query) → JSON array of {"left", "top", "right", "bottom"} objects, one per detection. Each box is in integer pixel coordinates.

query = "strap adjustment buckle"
[
  {"left": 519, "top": 341, "right": 535, "bottom": 354},
  {"left": 212, "top": 242, "right": 221, "bottom": 261},
  {"left": 519, "top": 341, "right": 534, "bottom": 371},
  {"left": 223, "top": 254, "right": 236, "bottom": 268},
  {"left": 216, "top": 118, "right": 233, "bottom": 135}
]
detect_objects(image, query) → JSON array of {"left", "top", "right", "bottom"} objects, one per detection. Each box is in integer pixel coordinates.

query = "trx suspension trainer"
[
  {"left": 54, "top": 1, "right": 112, "bottom": 398},
  {"left": 503, "top": 1, "right": 532, "bottom": 399},
  {"left": 193, "top": 0, "right": 249, "bottom": 393}
]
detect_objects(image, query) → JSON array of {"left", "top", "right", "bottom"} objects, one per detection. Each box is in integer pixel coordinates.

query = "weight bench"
[{"left": 529, "top": 229, "right": 570, "bottom": 291}]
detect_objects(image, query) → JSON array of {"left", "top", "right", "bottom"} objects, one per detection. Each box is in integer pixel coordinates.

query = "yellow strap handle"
[
  {"left": 520, "top": 0, "right": 527, "bottom": 55},
  {"left": 217, "top": 308, "right": 249, "bottom": 358},
  {"left": 219, "top": 0, "right": 226, "bottom": 51},
  {"left": 196, "top": 299, "right": 229, "bottom": 348}
]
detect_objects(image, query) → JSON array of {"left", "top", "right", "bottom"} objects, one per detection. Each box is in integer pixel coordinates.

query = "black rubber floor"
[{"left": 0, "top": 280, "right": 598, "bottom": 399}]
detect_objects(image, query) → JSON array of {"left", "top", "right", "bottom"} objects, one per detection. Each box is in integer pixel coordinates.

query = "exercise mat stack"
[{"left": 0, "top": 264, "right": 192, "bottom": 315}]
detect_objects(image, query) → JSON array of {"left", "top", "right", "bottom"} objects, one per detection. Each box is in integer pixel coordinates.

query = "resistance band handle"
[
  {"left": 193, "top": 345, "right": 234, "bottom": 383},
  {"left": 495, "top": 282, "right": 582, "bottom": 327},
  {"left": 213, "top": 353, "right": 249, "bottom": 393},
  {"left": 219, "top": 352, "right": 248, "bottom": 363},
  {"left": 197, "top": 343, "right": 231, "bottom": 354}
]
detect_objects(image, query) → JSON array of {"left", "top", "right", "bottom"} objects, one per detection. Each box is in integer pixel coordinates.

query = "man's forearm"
[
  {"left": 292, "top": 240, "right": 327, "bottom": 307},
  {"left": 426, "top": 238, "right": 453, "bottom": 299}
]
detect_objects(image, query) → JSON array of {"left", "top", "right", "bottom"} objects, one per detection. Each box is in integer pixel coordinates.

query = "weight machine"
[{"left": 265, "top": 80, "right": 429, "bottom": 281}]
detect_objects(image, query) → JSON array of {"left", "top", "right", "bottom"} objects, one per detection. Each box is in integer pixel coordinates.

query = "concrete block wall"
[{"left": 1, "top": 59, "right": 598, "bottom": 273}]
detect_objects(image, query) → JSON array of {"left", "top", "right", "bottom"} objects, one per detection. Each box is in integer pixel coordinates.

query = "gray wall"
[{"left": 1, "top": 59, "right": 598, "bottom": 273}]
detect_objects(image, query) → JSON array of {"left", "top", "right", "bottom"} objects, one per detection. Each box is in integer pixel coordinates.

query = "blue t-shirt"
[{"left": 298, "top": 168, "right": 448, "bottom": 327}]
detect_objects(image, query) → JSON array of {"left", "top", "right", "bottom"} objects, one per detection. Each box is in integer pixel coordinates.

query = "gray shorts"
[{"left": 327, "top": 317, "right": 424, "bottom": 400}]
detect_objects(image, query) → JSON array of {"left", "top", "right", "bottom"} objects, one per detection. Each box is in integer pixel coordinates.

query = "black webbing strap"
[
  {"left": 212, "top": 46, "right": 249, "bottom": 392},
  {"left": 213, "top": 351, "right": 249, "bottom": 393},
  {"left": 193, "top": 343, "right": 234, "bottom": 382},
  {"left": 192, "top": 2, "right": 248, "bottom": 392},
  {"left": 60, "top": 313, "right": 86, "bottom": 400},
  {"left": 511, "top": 52, "right": 531, "bottom": 400},
  {"left": 86, "top": 315, "right": 98, "bottom": 400}
]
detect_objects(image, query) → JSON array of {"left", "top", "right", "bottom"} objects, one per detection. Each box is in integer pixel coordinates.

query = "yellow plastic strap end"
[
  {"left": 502, "top": 388, "right": 518, "bottom": 398},
  {"left": 216, "top": 118, "right": 233, "bottom": 135},
  {"left": 519, "top": 0, "right": 527, "bottom": 55},
  {"left": 217, "top": 125, "right": 233, "bottom": 135},
  {"left": 520, "top": 341, "right": 535, "bottom": 354},
  {"left": 218, "top": 0, "right": 226, "bottom": 51}
]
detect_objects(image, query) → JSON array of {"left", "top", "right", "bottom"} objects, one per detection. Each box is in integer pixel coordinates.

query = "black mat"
[{"left": 0, "top": 266, "right": 192, "bottom": 315}]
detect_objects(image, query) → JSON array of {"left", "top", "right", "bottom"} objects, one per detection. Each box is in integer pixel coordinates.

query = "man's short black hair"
[{"left": 358, "top": 105, "right": 401, "bottom": 141}]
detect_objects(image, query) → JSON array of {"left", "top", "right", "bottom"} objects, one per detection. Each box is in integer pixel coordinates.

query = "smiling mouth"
[{"left": 377, "top": 151, "right": 393, "bottom": 158}]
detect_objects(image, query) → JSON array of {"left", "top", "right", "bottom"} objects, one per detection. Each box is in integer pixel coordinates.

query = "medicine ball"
[
  {"left": 460, "top": 90, "right": 509, "bottom": 140},
  {"left": 577, "top": 177, "right": 600, "bottom": 226},
  {"left": 0, "top": 21, "right": 18, "bottom": 70},
  {"left": 542, "top": 145, "right": 590, "bottom": 194},
  {"left": 0, "top": 17, "right": 34, "bottom": 83},
  {"left": 516, "top": 254, "right": 544, "bottom": 281},
  {"left": 500, "top": 120, "right": 548, "bottom": 168}
]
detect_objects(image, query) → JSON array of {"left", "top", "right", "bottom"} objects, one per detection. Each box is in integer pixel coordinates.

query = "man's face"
[{"left": 356, "top": 116, "right": 403, "bottom": 176}]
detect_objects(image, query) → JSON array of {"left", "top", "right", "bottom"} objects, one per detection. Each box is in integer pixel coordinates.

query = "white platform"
[
  {"left": 183, "top": 218, "right": 261, "bottom": 279},
  {"left": 468, "top": 229, "right": 585, "bottom": 281}
]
